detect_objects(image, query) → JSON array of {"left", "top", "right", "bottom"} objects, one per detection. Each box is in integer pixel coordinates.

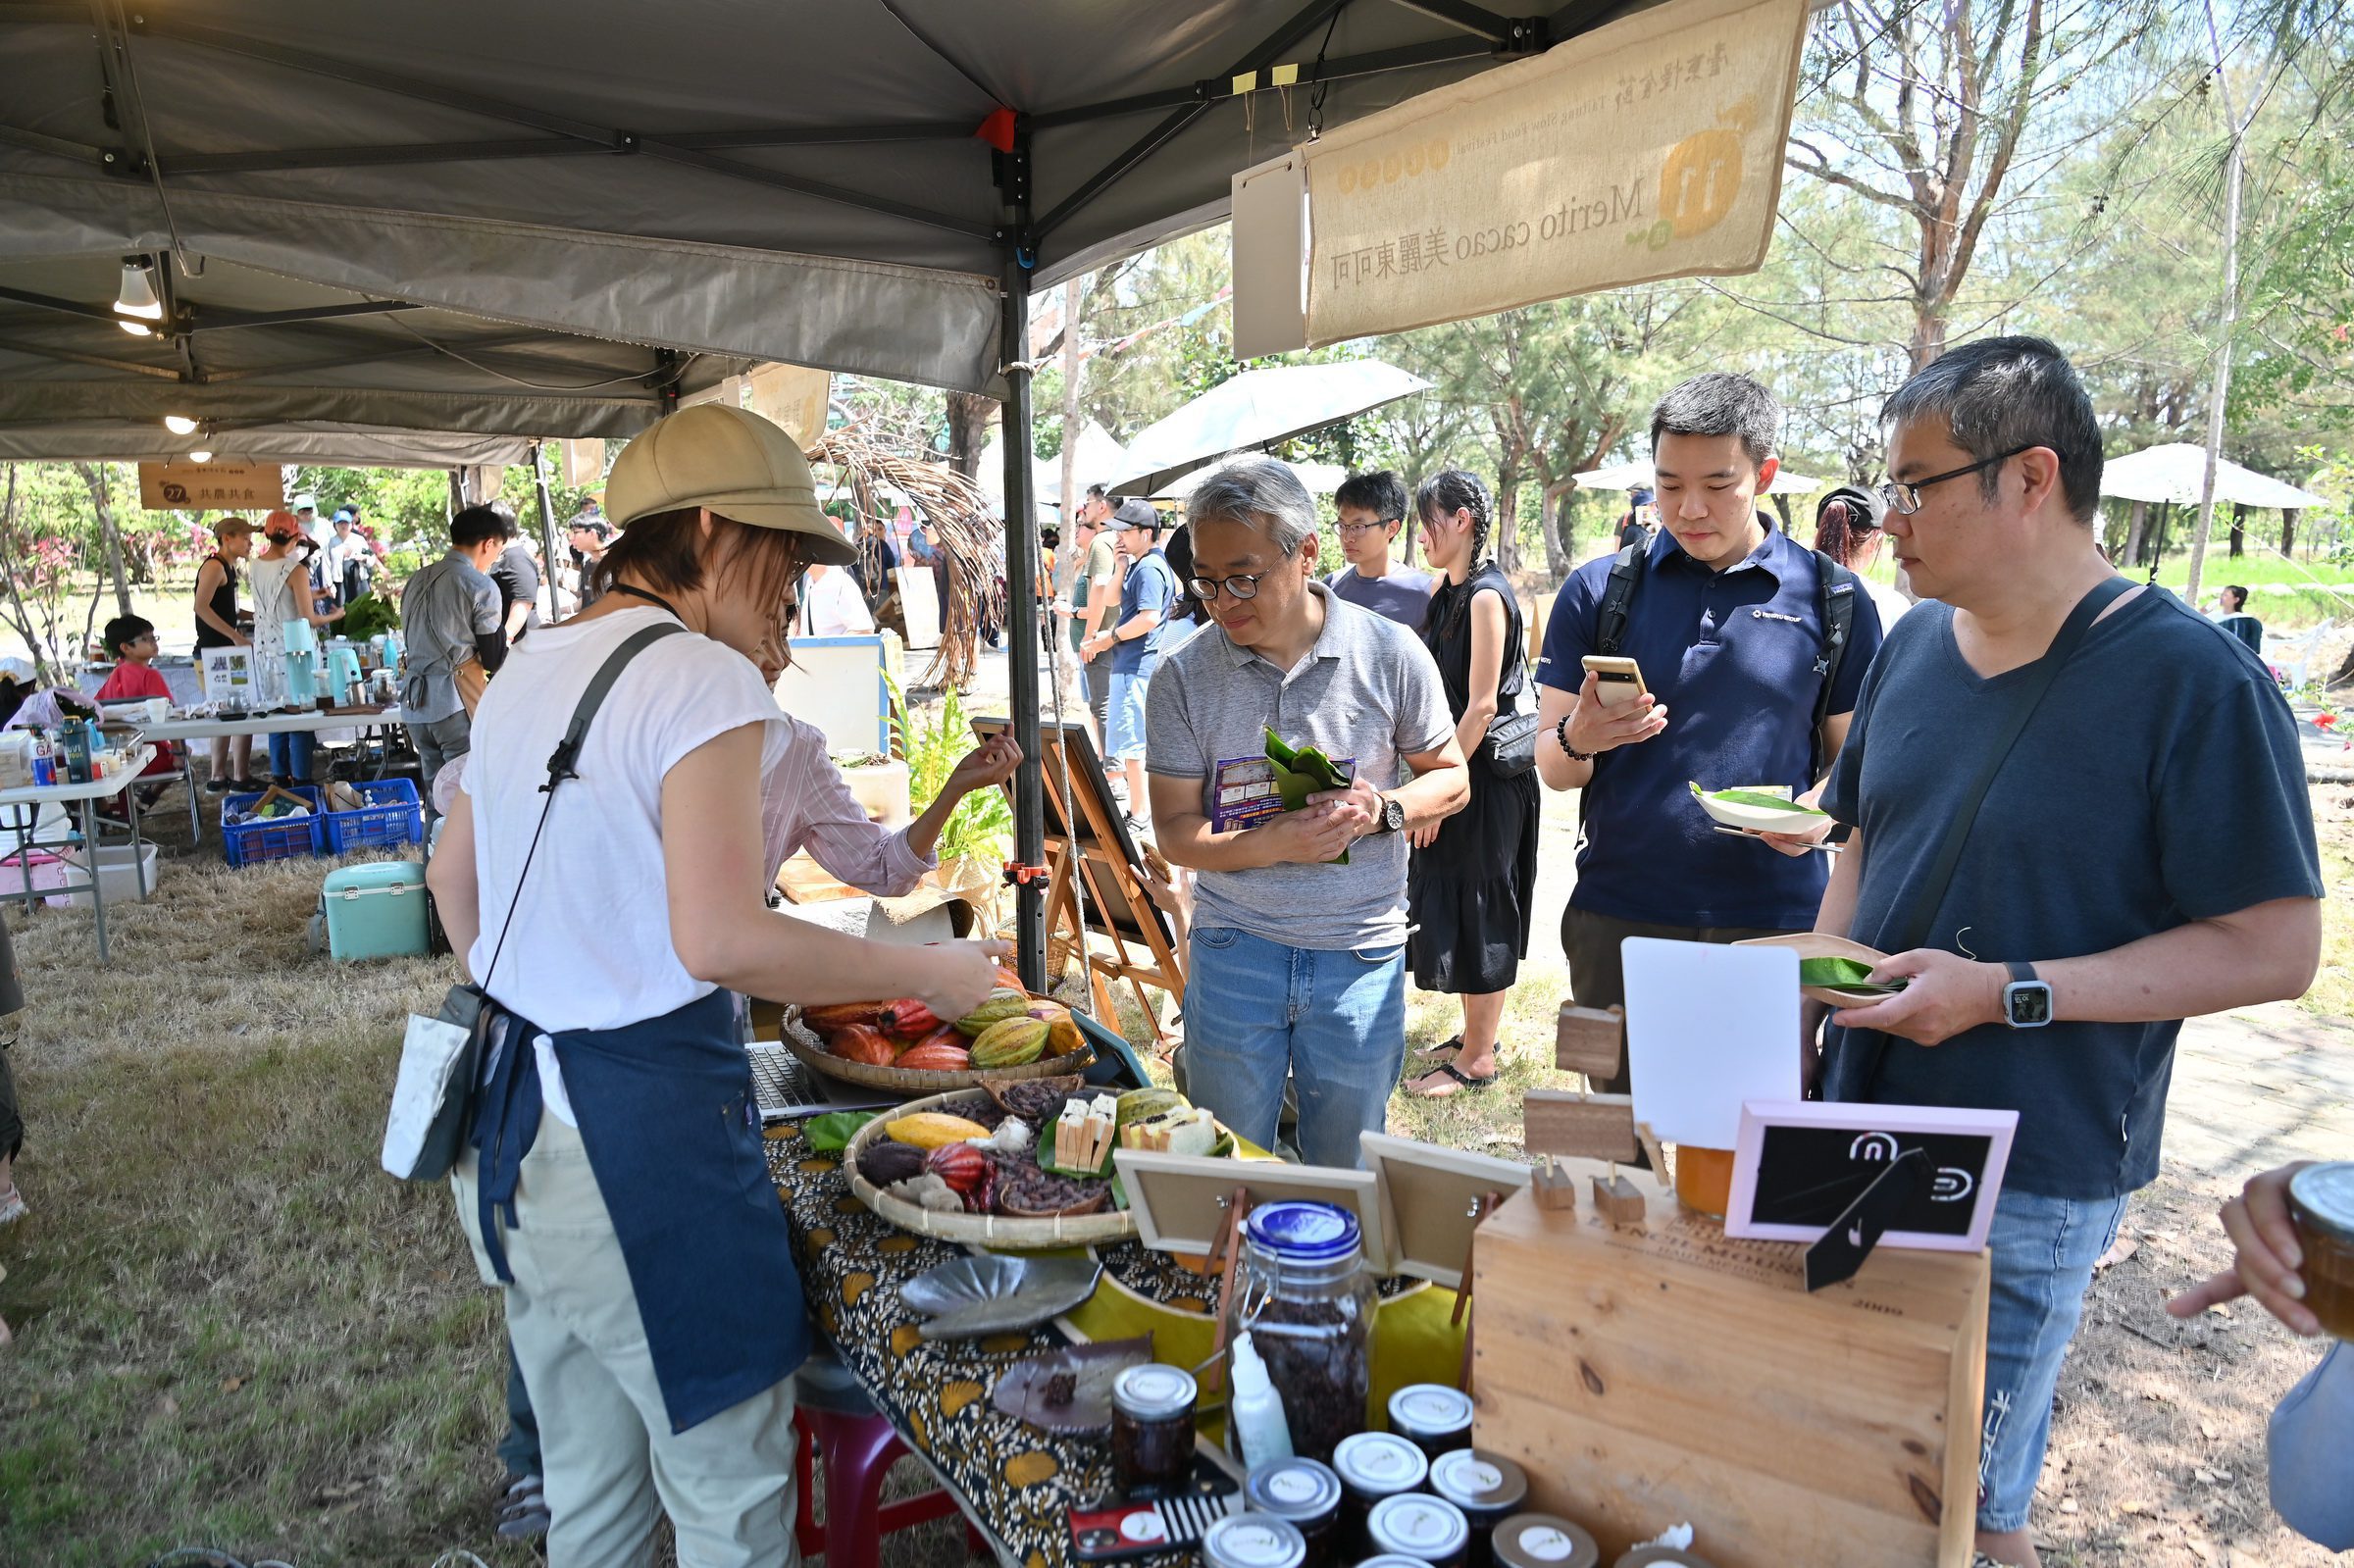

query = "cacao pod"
[
  {"left": 831, "top": 1024, "right": 898, "bottom": 1067},
  {"left": 968, "top": 1016, "right": 1050, "bottom": 1069},
  {"left": 953, "top": 988, "right": 1034, "bottom": 1037},
  {"left": 995, "top": 963, "right": 1028, "bottom": 991},
  {"left": 884, "top": 1112, "right": 993, "bottom": 1150},
  {"left": 882, "top": 997, "right": 944, "bottom": 1041},
  {"left": 926, "top": 1141, "right": 989, "bottom": 1194},
  {"left": 801, "top": 1000, "right": 891, "bottom": 1034},
  {"left": 857, "top": 1140, "right": 927, "bottom": 1189},
  {"left": 895, "top": 1039, "right": 973, "bottom": 1073}
]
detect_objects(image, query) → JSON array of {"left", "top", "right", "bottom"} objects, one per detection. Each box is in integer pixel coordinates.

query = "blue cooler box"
[{"left": 320, "top": 860, "right": 431, "bottom": 961}]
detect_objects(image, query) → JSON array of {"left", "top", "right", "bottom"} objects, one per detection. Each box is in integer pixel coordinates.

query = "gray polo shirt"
[
  {"left": 1145, "top": 582, "right": 1453, "bottom": 950},
  {"left": 398, "top": 552, "right": 502, "bottom": 723}
]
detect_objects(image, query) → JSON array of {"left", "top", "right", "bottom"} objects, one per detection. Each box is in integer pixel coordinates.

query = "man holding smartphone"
[{"left": 1528, "top": 373, "right": 1885, "bottom": 1094}]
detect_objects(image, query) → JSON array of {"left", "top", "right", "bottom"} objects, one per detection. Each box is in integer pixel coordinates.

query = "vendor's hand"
[
  {"left": 1564, "top": 671, "right": 1667, "bottom": 757},
  {"left": 1757, "top": 782, "right": 1835, "bottom": 858},
  {"left": 1407, "top": 820, "right": 1441, "bottom": 849},
  {"left": 915, "top": 939, "right": 1015, "bottom": 1021},
  {"left": 1308, "top": 775, "right": 1383, "bottom": 838},
  {"left": 1254, "top": 803, "right": 1357, "bottom": 866},
  {"left": 944, "top": 734, "right": 1022, "bottom": 798},
  {"left": 1828, "top": 950, "right": 2005, "bottom": 1046},
  {"left": 2168, "top": 1162, "right": 2322, "bottom": 1336}
]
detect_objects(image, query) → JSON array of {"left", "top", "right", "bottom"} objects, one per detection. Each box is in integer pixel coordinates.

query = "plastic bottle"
[
  {"left": 1230, "top": 1330, "right": 1296, "bottom": 1470},
  {"left": 60, "top": 721, "right": 93, "bottom": 785},
  {"left": 30, "top": 730, "right": 55, "bottom": 787}
]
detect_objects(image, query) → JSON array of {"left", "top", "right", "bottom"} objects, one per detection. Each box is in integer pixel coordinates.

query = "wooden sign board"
[
  {"left": 1472, "top": 1186, "right": 1987, "bottom": 1568},
  {"left": 1361, "top": 1133, "right": 1530, "bottom": 1290},
  {"left": 138, "top": 462, "right": 284, "bottom": 512},
  {"left": 1113, "top": 1149, "right": 1381, "bottom": 1261}
]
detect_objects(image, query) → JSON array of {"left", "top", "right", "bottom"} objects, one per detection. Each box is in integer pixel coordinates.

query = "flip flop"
[
  {"left": 1411, "top": 1036, "right": 1464, "bottom": 1063},
  {"left": 1407, "top": 1061, "right": 1496, "bottom": 1099},
  {"left": 0, "top": 1187, "right": 26, "bottom": 1225}
]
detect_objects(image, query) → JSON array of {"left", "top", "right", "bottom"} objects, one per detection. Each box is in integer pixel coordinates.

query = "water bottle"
[{"left": 60, "top": 721, "right": 93, "bottom": 785}]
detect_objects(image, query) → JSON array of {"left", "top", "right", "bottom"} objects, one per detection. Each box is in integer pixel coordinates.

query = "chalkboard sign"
[{"left": 1724, "top": 1100, "right": 2018, "bottom": 1252}]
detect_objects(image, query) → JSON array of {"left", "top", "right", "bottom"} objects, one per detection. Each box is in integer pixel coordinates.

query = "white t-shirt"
[
  {"left": 798, "top": 566, "right": 875, "bottom": 636},
  {"left": 462, "top": 606, "right": 786, "bottom": 1125}
]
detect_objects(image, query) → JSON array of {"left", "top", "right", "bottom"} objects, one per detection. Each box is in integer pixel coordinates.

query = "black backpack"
[{"left": 1594, "top": 522, "right": 1861, "bottom": 779}]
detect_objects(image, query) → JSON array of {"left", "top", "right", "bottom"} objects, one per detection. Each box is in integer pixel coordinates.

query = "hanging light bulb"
[
  {"left": 163, "top": 414, "right": 199, "bottom": 435},
  {"left": 187, "top": 448, "right": 213, "bottom": 464},
  {"left": 119, "top": 319, "right": 153, "bottom": 337},
  {"left": 115, "top": 256, "right": 164, "bottom": 321}
]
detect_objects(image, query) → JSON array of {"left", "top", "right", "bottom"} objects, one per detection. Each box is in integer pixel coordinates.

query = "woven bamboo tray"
[
  {"left": 781, "top": 1013, "right": 1095, "bottom": 1095},
  {"left": 843, "top": 1089, "right": 1139, "bottom": 1249}
]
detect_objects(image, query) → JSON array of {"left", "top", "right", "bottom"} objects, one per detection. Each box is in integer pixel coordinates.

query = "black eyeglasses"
[
  {"left": 1879, "top": 444, "right": 2060, "bottom": 515},
  {"left": 1335, "top": 518, "right": 1399, "bottom": 536},
  {"left": 1187, "top": 571, "right": 1273, "bottom": 602}
]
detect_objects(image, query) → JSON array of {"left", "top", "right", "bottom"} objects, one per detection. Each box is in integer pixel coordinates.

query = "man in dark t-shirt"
[{"left": 1812, "top": 337, "right": 2323, "bottom": 1568}]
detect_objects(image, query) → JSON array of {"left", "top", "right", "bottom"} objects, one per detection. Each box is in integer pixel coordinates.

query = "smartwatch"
[
  {"left": 1373, "top": 795, "right": 1406, "bottom": 835},
  {"left": 2002, "top": 961, "right": 2053, "bottom": 1029}
]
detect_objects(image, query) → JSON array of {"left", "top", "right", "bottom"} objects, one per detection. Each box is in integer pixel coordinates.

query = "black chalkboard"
[{"left": 1751, "top": 1125, "right": 2000, "bottom": 1239}]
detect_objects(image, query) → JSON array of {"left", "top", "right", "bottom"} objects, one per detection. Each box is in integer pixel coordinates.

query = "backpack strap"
[
  {"left": 1808, "top": 550, "right": 1860, "bottom": 780},
  {"left": 1593, "top": 528, "right": 1651, "bottom": 657}
]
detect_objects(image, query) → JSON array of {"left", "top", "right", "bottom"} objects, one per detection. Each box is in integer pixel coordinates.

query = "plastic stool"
[{"left": 792, "top": 1348, "right": 988, "bottom": 1568}]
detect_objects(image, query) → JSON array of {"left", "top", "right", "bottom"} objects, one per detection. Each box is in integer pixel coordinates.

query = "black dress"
[{"left": 1407, "top": 561, "right": 1540, "bottom": 994}]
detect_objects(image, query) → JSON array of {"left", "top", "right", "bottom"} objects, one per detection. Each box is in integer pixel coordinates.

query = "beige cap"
[{"left": 606, "top": 403, "right": 853, "bottom": 565}]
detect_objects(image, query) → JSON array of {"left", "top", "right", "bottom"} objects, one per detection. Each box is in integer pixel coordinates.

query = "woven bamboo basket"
[
  {"left": 782, "top": 1013, "right": 1094, "bottom": 1095},
  {"left": 842, "top": 1089, "right": 1139, "bottom": 1249}
]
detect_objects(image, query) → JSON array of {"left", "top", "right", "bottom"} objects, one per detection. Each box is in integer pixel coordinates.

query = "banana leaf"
[
  {"left": 1264, "top": 727, "right": 1351, "bottom": 865},
  {"left": 1798, "top": 956, "right": 1908, "bottom": 994},
  {"left": 806, "top": 1110, "right": 880, "bottom": 1153},
  {"left": 1689, "top": 782, "right": 1824, "bottom": 815}
]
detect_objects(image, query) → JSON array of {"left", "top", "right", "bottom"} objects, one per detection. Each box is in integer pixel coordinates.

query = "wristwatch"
[
  {"left": 1373, "top": 795, "right": 1407, "bottom": 835},
  {"left": 2002, "top": 961, "right": 2053, "bottom": 1029}
]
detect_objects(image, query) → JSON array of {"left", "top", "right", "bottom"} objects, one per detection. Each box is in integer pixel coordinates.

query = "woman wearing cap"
[
  {"left": 249, "top": 510, "right": 342, "bottom": 785},
  {"left": 428, "top": 404, "right": 1006, "bottom": 1566}
]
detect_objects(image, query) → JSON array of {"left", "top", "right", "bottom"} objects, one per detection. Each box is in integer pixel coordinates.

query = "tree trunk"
[
  {"left": 1494, "top": 466, "right": 1522, "bottom": 576},
  {"left": 0, "top": 466, "right": 58, "bottom": 684},
  {"left": 2124, "top": 500, "right": 2149, "bottom": 568},
  {"left": 2228, "top": 503, "right": 2246, "bottom": 558},
  {"left": 76, "top": 461, "right": 135, "bottom": 620},
  {"left": 1056, "top": 279, "right": 1084, "bottom": 532},
  {"left": 1538, "top": 481, "right": 1574, "bottom": 581},
  {"left": 2282, "top": 507, "right": 2298, "bottom": 556},
  {"left": 945, "top": 391, "right": 994, "bottom": 482},
  {"left": 2182, "top": 0, "right": 2253, "bottom": 609}
]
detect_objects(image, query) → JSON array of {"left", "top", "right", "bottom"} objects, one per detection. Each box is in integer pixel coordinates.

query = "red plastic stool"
[{"left": 791, "top": 1379, "right": 990, "bottom": 1567}]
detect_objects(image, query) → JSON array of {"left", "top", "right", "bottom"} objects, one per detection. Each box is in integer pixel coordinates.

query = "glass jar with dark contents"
[
  {"left": 1491, "top": 1513, "right": 1600, "bottom": 1568},
  {"left": 1203, "top": 1513, "right": 1308, "bottom": 1568},
  {"left": 1332, "top": 1431, "right": 1430, "bottom": 1561},
  {"left": 2288, "top": 1161, "right": 2354, "bottom": 1340},
  {"left": 1427, "top": 1450, "right": 1528, "bottom": 1568},
  {"left": 1224, "top": 1200, "right": 1380, "bottom": 1463},
  {"left": 1366, "top": 1493, "right": 1471, "bottom": 1568},
  {"left": 1245, "top": 1458, "right": 1345, "bottom": 1568},
  {"left": 1109, "top": 1363, "right": 1198, "bottom": 1496},
  {"left": 1386, "top": 1384, "right": 1474, "bottom": 1460}
]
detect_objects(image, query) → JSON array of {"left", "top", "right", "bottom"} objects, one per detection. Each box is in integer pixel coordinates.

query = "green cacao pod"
[{"left": 968, "top": 1016, "right": 1050, "bottom": 1069}]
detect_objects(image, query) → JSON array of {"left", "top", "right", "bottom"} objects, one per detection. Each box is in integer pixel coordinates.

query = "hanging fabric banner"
[
  {"left": 137, "top": 461, "right": 284, "bottom": 511},
  {"left": 1299, "top": 0, "right": 1810, "bottom": 346},
  {"left": 745, "top": 363, "right": 834, "bottom": 449},
  {"left": 561, "top": 437, "right": 605, "bottom": 488}
]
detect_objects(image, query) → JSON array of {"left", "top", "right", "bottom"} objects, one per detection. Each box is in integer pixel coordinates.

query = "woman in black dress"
[{"left": 1404, "top": 471, "right": 1539, "bottom": 1096}]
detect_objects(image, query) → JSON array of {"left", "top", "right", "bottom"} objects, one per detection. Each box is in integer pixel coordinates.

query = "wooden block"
[
  {"left": 1591, "top": 1173, "right": 1646, "bottom": 1224},
  {"left": 1522, "top": 1089, "right": 1640, "bottom": 1163},
  {"left": 1530, "top": 1161, "right": 1578, "bottom": 1212},
  {"left": 1472, "top": 1189, "right": 1988, "bottom": 1568},
  {"left": 1556, "top": 1002, "right": 1624, "bottom": 1079}
]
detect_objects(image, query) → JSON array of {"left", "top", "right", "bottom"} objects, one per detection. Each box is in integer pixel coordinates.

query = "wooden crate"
[{"left": 1470, "top": 1178, "right": 1988, "bottom": 1568}]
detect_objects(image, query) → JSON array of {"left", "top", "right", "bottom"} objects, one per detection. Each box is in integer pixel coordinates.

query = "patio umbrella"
[
  {"left": 979, "top": 421, "right": 1128, "bottom": 509},
  {"left": 1110, "top": 361, "right": 1430, "bottom": 496},
  {"left": 1152, "top": 460, "right": 1348, "bottom": 503},
  {"left": 1570, "top": 458, "right": 1825, "bottom": 495},
  {"left": 2099, "top": 442, "right": 2328, "bottom": 510}
]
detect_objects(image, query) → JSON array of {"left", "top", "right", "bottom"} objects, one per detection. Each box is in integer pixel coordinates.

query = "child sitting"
[{"left": 93, "top": 614, "right": 182, "bottom": 801}]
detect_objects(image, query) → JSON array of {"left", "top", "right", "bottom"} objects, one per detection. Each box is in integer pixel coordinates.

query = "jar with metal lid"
[
  {"left": 1246, "top": 1458, "right": 1345, "bottom": 1568},
  {"left": 2288, "top": 1161, "right": 2354, "bottom": 1340},
  {"left": 1224, "top": 1200, "right": 1381, "bottom": 1463},
  {"left": 1109, "top": 1363, "right": 1197, "bottom": 1496},
  {"left": 1490, "top": 1512, "right": 1600, "bottom": 1568},
  {"left": 1331, "top": 1431, "right": 1430, "bottom": 1562},
  {"left": 1386, "top": 1384, "right": 1475, "bottom": 1460},
  {"left": 1611, "top": 1548, "right": 1718, "bottom": 1568},
  {"left": 1357, "top": 1556, "right": 1431, "bottom": 1568},
  {"left": 1366, "top": 1493, "right": 1470, "bottom": 1568},
  {"left": 1203, "top": 1513, "right": 1309, "bottom": 1568},
  {"left": 1426, "top": 1450, "right": 1527, "bottom": 1568}
]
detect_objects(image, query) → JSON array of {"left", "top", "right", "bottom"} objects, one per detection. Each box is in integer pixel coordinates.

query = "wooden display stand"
[{"left": 1470, "top": 1178, "right": 1989, "bottom": 1568}]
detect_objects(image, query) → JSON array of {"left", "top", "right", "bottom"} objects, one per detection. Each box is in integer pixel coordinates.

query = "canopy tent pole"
[
  {"left": 531, "top": 439, "right": 563, "bottom": 623},
  {"left": 1002, "top": 259, "right": 1049, "bottom": 992}
]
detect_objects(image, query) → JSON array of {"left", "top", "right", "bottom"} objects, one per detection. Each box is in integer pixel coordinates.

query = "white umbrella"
[
  {"left": 979, "top": 421, "right": 1128, "bottom": 508},
  {"left": 1571, "top": 458, "right": 1826, "bottom": 495},
  {"left": 1110, "top": 361, "right": 1430, "bottom": 496},
  {"left": 1152, "top": 460, "right": 1348, "bottom": 503},
  {"left": 2099, "top": 442, "right": 2328, "bottom": 510}
]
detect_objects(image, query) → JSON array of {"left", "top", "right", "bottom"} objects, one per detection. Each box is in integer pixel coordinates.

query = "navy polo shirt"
[{"left": 1535, "top": 523, "right": 1884, "bottom": 928}]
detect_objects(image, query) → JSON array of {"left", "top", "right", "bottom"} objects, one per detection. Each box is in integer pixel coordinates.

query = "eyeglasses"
[
  {"left": 1187, "top": 571, "right": 1273, "bottom": 602},
  {"left": 1335, "top": 519, "right": 1398, "bottom": 536},
  {"left": 1878, "top": 444, "right": 2057, "bottom": 515}
]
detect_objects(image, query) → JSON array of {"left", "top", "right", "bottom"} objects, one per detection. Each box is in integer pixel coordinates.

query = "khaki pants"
[{"left": 454, "top": 1116, "right": 798, "bottom": 1568}]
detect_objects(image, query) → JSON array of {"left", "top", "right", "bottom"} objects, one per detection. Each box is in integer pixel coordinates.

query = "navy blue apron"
[{"left": 469, "top": 987, "right": 808, "bottom": 1435}]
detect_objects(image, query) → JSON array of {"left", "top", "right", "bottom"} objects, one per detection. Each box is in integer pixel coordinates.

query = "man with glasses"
[
  {"left": 1811, "top": 336, "right": 2322, "bottom": 1567},
  {"left": 1324, "top": 470, "right": 1434, "bottom": 629},
  {"left": 1081, "top": 499, "right": 1179, "bottom": 828},
  {"left": 1532, "top": 373, "right": 1886, "bottom": 1096},
  {"left": 1145, "top": 456, "right": 1468, "bottom": 1168}
]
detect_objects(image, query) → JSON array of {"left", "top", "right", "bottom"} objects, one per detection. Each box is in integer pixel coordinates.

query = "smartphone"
[{"left": 1581, "top": 654, "right": 1648, "bottom": 707}]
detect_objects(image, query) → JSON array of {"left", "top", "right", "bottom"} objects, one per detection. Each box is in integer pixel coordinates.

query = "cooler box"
[
  {"left": 320, "top": 860, "right": 431, "bottom": 961},
  {"left": 49, "top": 843, "right": 160, "bottom": 908}
]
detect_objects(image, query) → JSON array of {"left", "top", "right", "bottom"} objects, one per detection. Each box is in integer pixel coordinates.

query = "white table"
[
  {"left": 143, "top": 707, "right": 409, "bottom": 839},
  {"left": 0, "top": 746, "right": 155, "bottom": 963}
]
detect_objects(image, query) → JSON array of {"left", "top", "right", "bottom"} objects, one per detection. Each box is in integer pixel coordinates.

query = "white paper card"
[
  {"left": 1621, "top": 936, "right": 1800, "bottom": 1147},
  {"left": 381, "top": 1011, "right": 473, "bottom": 1178}
]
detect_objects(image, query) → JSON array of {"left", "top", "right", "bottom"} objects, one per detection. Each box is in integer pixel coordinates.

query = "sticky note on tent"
[{"left": 1620, "top": 937, "right": 1801, "bottom": 1149}]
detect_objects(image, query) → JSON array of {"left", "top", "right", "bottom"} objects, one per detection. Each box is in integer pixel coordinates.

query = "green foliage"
[
  {"left": 889, "top": 677, "right": 1012, "bottom": 866},
  {"left": 337, "top": 593, "right": 401, "bottom": 641}
]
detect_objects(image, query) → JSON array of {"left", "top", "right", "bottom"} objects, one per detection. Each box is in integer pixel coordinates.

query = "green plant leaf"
[{"left": 806, "top": 1111, "right": 881, "bottom": 1153}]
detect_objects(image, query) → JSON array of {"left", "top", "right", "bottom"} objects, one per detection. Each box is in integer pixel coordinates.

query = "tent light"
[
  {"left": 115, "top": 256, "right": 164, "bottom": 321},
  {"left": 163, "top": 414, "right": 199, "bottom": 435},
  {"left": 187, "top": 448, "right": 213, "bottom": 464},
  {"left": 119, "top": 319, "right": 152, "bottom": 337}
]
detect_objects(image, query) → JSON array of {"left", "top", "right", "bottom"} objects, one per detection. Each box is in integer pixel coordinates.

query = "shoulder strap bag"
[{"left": 381, "top": 621, "right": 685, "bottom": 1181}]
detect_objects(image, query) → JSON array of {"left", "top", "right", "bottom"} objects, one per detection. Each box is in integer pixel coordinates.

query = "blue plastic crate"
[
  {"left": 223, "top": 785, "right": 324, "bottom": 868},
  {"left": 321, "top": 777, "right": 424, "bottom": 855}
]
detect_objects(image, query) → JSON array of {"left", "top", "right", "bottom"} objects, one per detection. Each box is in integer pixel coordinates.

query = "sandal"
[
  {"left": 1411, "top": 1036, "right": 1463, "bottom": 1063},
  {"left": 0, "top": 1186, "right": 26, "bottom": 1226},
  {"left": 1407, "top": 1061, "right": 1496, "bottom": 1099},
  {"left": 496, "top": 1473, "right": 550, "bottom": 1541}
]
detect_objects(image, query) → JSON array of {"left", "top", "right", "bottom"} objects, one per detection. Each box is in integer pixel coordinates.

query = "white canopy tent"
[
  {"left": 979, "top": 421, "right": 1128, "bottom": 509},
  {"left": 2099, "top": 442, "right": 2328, "bottom": 511},
  {"left": 1151, "top": 459, "right": 1348, "bottom": 502},
  {"left": 1110, "top": 361, "right": 1430, "bottom": 495}
]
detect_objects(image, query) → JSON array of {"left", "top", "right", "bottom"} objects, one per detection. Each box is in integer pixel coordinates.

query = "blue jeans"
[
  {"left": 1105, "top": 670, "right": 1151, "bottom": 760},
  {"left": 1977, "top": 1187, "right": 2128, "bottom": 1532},
  {"left": 267, "top": 729, "right": 315, "bottom": 781},
  {"left": 1181, "top": 925, "right": 1407, "bottom": 1170},
  {"left": 2271, "top": 1340, "right": 2354, "bottom": 1549}
]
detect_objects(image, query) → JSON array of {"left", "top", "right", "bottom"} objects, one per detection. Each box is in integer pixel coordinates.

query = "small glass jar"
[
  {"left": 1386, "top": 1384, "right": 1475, "bottom": 1460},
  {"left": 2288, "top": 1161, "right": 2354, "bottom": 1340},
  {"left": 1246, "top": 1458, "right": 1345, "bottom": 1568},
  {"left": 1357, "top": 1556, "right": 1431, "bottom": 1568},
  {"left": 1611, "top": 1550, "right": 1718, "bottom": 1568},
  {"left": 1224, "top": 1200, "right": 1381, "bottom": 1463},
  {"left": 1332, "top": 1432, "right": 1430, "bottom": 1562},
  {"left": 1673, "top": 1145, "right": 1736, "bottom": 1218},
  {"left": 1427, "top": 1450, "right": 1528, "bottom": 1568},
  {"left": 1203, "top": 1513, "right": 1309, "bottom": 1568},
  {"left": 1492, "top": 1513, "right": 1601, "bottom": 1568},
  {"left": 1109, "top": 1363, "right": 1198, "bottom": 1496},
  {"left": 1366, "top": 1493, "right": 1470, "bottom": 1568}
]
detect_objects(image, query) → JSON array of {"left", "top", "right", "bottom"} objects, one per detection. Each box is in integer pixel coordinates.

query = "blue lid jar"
[{"left": 1245, "top": 1200, "right": 1362, "bottom": 1263}]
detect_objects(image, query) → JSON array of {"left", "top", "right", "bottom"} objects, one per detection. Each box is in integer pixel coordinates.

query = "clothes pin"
[
  {"left": 1634, "top": 1122, "right": 1670, "bottom": 1186},
  {"left": 1530, "top": 1156, "right": 1578, "bottom": 1213}
]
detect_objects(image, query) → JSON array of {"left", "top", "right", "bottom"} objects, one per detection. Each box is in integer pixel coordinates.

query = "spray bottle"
[{"left": 1228, "top": 1330, "right": 1295, "bottom": 1470}]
